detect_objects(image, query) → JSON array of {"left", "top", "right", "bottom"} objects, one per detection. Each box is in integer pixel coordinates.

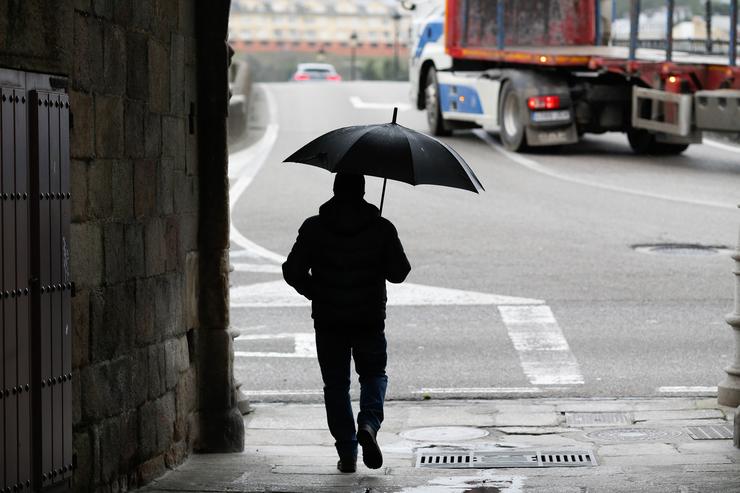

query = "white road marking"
[
  {"left": 239, "top": 389, "right": 324, "bottom": 396},
  {"left": 231, "top": 262, "right": 283, "bottom": 273},
  {"left": 230, "top": 280, "right": 543, "bottom": 308},
  {"left": 234, "top": 332, "right": 317, "bottom": 358},
  {"left": 704, "top": 138, "right": 740, "bottom": 154},
  {"left": 658, "top": 386, "right": 718, "bottom": 394},
  {"left": 349, "top": 96, "right": 412, "bottom": 111},
  {"left": 229, "top": 85, "right": 286, "bottom": 261},
  {"left": 498, "top": 305, "right": 584, "bottom": 386},
  {"left": 413, "top": 387, "right": 543, "bottom": 395},
  {"left": 474, "top": 129, "right": 737, "bottom": 210}
]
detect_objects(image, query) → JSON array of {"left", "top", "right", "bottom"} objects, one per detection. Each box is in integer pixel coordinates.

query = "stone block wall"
[
  {"left": 0, "top": 1, "right": 240, "bottom": 492},
  {"left": 67, "top": 2, "right": 203, "bottom": 487}
]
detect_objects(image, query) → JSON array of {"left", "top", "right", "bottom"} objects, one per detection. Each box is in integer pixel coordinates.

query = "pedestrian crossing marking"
[
  {"left": 230, "top": 280, "right": 543, "bottom": 308},
  {"left": 498, "top": 305, "right": 584, "bottom": 386},
  {"left": 234, "top": 333, "right": 317, "bottom": 358}
]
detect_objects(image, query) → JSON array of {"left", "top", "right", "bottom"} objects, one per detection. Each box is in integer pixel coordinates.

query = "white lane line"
[
  {"left": 498, "top": 305, "right": 584, "bottom": 386},
  {"left": 658, "top": 386, "right": 718, "bottom": 394},
  {"left": 230, "top": 279, "right": 543, "bottom": 308},
  {"left": 239, "top": 389, "right": 324, "bottom": 396},
  {"left": 349, "top": 96, "right": 412, "bottom": 111},
  {"left": 231, "top": 262, "right": 283, "bottom": 273},
  {"left": 229, "top": 84, "right": 287, "bottom": 262},
  {"left": 474, "top": 129, "right": 737, "bottom": 211},
  {"left": 704, "top": 139, "right": 740, "bottom": 154},
  {"left": 235, "top": 332, "right": 317, "bottom": 358},
  {"left": 413, "top": 387, "right": 543, "bottom": 395}
]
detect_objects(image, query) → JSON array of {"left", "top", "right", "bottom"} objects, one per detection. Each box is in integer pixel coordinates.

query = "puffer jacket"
[{"left": 282, "top": 196, "right": 411, "bottom": 323}]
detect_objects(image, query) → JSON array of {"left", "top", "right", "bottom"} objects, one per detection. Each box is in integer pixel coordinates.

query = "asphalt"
[
  {"left": 229, "top": 81, "right": 739, "bottom": 401},
  {"left": 140, "top": 397, "right": 740, "bottom": 492}
]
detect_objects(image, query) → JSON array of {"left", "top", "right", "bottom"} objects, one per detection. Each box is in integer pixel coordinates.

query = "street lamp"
[
  {"left": 350, "top": 31, "right": 358, "bottom": 81},
  {"left": 705, "top": 0, "right": 713, "bottom": 53},
  {"left": 392, "top": 10, "right": 402, "bottom": 80}
]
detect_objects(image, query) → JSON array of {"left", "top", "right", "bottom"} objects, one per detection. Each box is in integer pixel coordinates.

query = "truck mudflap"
[
  {"left": 695, "top": 90, "right": 740, "bottom": 133},
  {"left": 525, "top": 124, "right": 579, "bottom": 147}
]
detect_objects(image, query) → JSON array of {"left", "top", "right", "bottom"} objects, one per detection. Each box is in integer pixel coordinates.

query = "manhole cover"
[
  {"left": 686, "top": 424, "right": 733, "bottom": 440},
  {"left": 416, "top": 449, "right": 597, "bottom": 469},
  {"left": 632, "top": 243, "right": 731, "bottom": 257},
  {"left": 566, "top": 412, "right": 633, "bottom": 427},
  {"left": 400, "top": 426, "right": 489, "bottom": 442},
  {"left": 586, "top": 428, "right": 683, "bottom": 442}
]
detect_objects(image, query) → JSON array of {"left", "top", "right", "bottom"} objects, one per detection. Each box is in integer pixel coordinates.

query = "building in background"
[{"left": 229, "top": 0, "right": 411, "bottom": 58}]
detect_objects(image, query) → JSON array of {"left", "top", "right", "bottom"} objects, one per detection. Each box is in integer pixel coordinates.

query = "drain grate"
[
  {"left": 416, "top": 449, "right": 597, "bottom": 469},
  {"left": 566, "top": 412, "right": 633, "bottom": 427},
  {"left": 686, "top": 424, "right": 733, "bottom": 440},
  {"left": 586, "top": 427, "right": 683, "bottom": 442}
]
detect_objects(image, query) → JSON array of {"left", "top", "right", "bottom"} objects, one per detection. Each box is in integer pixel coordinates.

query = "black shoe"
[
  {"left": 337, "top": 458, "right": 356, "bottom": 473},
  {"left": 357, "top": 424, "right": 383, "bottom": 469}
]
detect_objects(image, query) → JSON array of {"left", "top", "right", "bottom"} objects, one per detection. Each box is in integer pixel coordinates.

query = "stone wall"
[{"left": 0, "top": 1, "right": 241, "bottom": 491}]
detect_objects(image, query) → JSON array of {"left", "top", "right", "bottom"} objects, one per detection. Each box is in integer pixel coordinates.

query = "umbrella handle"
[{"left": 379, "top": 178, "right": 387, "bottom": 216}]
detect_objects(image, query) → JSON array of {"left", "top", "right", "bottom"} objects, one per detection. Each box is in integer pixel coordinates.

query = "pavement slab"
[{"left": 139, "top": 398, "right": 740, "bottom": 493}]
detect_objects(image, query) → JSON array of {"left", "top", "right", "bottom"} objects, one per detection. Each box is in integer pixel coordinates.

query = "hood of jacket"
[{"left": 318, "top": 196, "right": 380, "bottom": 236}]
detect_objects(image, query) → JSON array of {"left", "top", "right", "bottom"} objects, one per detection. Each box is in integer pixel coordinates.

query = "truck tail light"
[{"left": 527, "top": 95, "right": 561, "bottom": 110}]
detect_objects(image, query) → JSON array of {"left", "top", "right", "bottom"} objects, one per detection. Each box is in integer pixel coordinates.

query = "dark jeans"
[{"left": 314, "top": 321, "right": 388, "bottom": 459}]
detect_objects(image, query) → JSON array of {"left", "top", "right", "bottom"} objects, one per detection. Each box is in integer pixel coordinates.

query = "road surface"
[{"left": 228, "top": 81, "right": 740, "bottom": 403}]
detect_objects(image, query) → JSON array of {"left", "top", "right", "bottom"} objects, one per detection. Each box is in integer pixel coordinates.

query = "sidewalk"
[{"left": 141, "top": 397, "right": 740, "bottom": 492}]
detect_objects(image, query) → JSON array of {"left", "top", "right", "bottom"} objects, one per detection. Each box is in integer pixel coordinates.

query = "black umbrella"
[{"left": 283, "top": 108, "right": 484, "bottom": 214}]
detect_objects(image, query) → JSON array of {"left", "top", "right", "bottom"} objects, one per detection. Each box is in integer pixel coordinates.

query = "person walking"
[{"left": 282, "top": 173, "right": 411, "bottom": 473}]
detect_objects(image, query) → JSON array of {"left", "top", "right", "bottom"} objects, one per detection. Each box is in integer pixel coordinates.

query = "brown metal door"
[
  {"left": 0, "top": 68, "right": 72, "bottom": 492},
  {"left": 2, "top": 85, "right": 33, "bottom": 493},
  {"left": 29, "top": 88, "right": 73, "bottom": 491}
]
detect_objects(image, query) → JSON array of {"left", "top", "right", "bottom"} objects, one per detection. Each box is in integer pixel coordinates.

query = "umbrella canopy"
[{"left": 283, "top": 109, "right": 484, "bottom": 195}]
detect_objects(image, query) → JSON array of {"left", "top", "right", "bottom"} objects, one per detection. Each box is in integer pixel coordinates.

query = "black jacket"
[{"left": 282, "top": 196, "right": 411, "bottom": 323}]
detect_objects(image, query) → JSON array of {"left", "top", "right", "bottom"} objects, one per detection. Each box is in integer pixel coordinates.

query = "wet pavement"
[{"left": 140, "top": 397, "right": 739, "bottom": 492}]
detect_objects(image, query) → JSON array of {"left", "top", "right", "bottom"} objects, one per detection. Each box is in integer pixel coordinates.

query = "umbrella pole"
[{"left": 379, "top": 178, "right": 387, "bottom": 216}]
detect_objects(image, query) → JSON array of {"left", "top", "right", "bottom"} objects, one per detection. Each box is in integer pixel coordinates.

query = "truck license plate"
[{"left": 531, "top": 110, "right": 570, "bottom": 123}]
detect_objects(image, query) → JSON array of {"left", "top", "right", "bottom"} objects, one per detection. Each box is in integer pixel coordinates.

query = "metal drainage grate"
[
  {"left": 565, "top": 412, "right": 633, "bottom": 427},
  {"left": 686, "top": 424, "right": 734, "bottom": 440},
  {"left": 632, "top": 243, "right": 730, "bottom": 257},
  {"left": 416, "top": 450, "right": 597, "bottom": 469},
  {"left": 585, "top": 428, "right": 683, "bottom": 442}
]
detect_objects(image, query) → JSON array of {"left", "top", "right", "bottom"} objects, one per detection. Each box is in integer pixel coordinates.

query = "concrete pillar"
[
  {"left": 719, "top": 218, "right": 740, "bottom": 408},
  {"left": 194, "top": 0, "right": 245, "bottom": 453}
]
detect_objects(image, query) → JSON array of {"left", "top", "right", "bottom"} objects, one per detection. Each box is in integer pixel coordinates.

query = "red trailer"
[{"left": 411, "top": 0, "right": 740, "bottom": 153}]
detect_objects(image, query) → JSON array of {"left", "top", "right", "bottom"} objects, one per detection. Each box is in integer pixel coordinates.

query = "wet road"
[{"left": 229, "top": 81, "right": 739, "bottom": 402}]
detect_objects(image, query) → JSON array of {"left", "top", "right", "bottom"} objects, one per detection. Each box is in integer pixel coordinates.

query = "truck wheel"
[
  {"left": 628, "top": 129, "right": 689, "bottom": 155},
  {"left": 627, "top": 129, "right": 654, "bottom": 154},
  {"left": 653, "top": 142, "right": 690, "bottom": 155},
  {"left": 425, "top": 68, "right": 451, "bottom": 136},
  {"left": 498, "top": 83, "right": 527, "bottom": 151}
]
